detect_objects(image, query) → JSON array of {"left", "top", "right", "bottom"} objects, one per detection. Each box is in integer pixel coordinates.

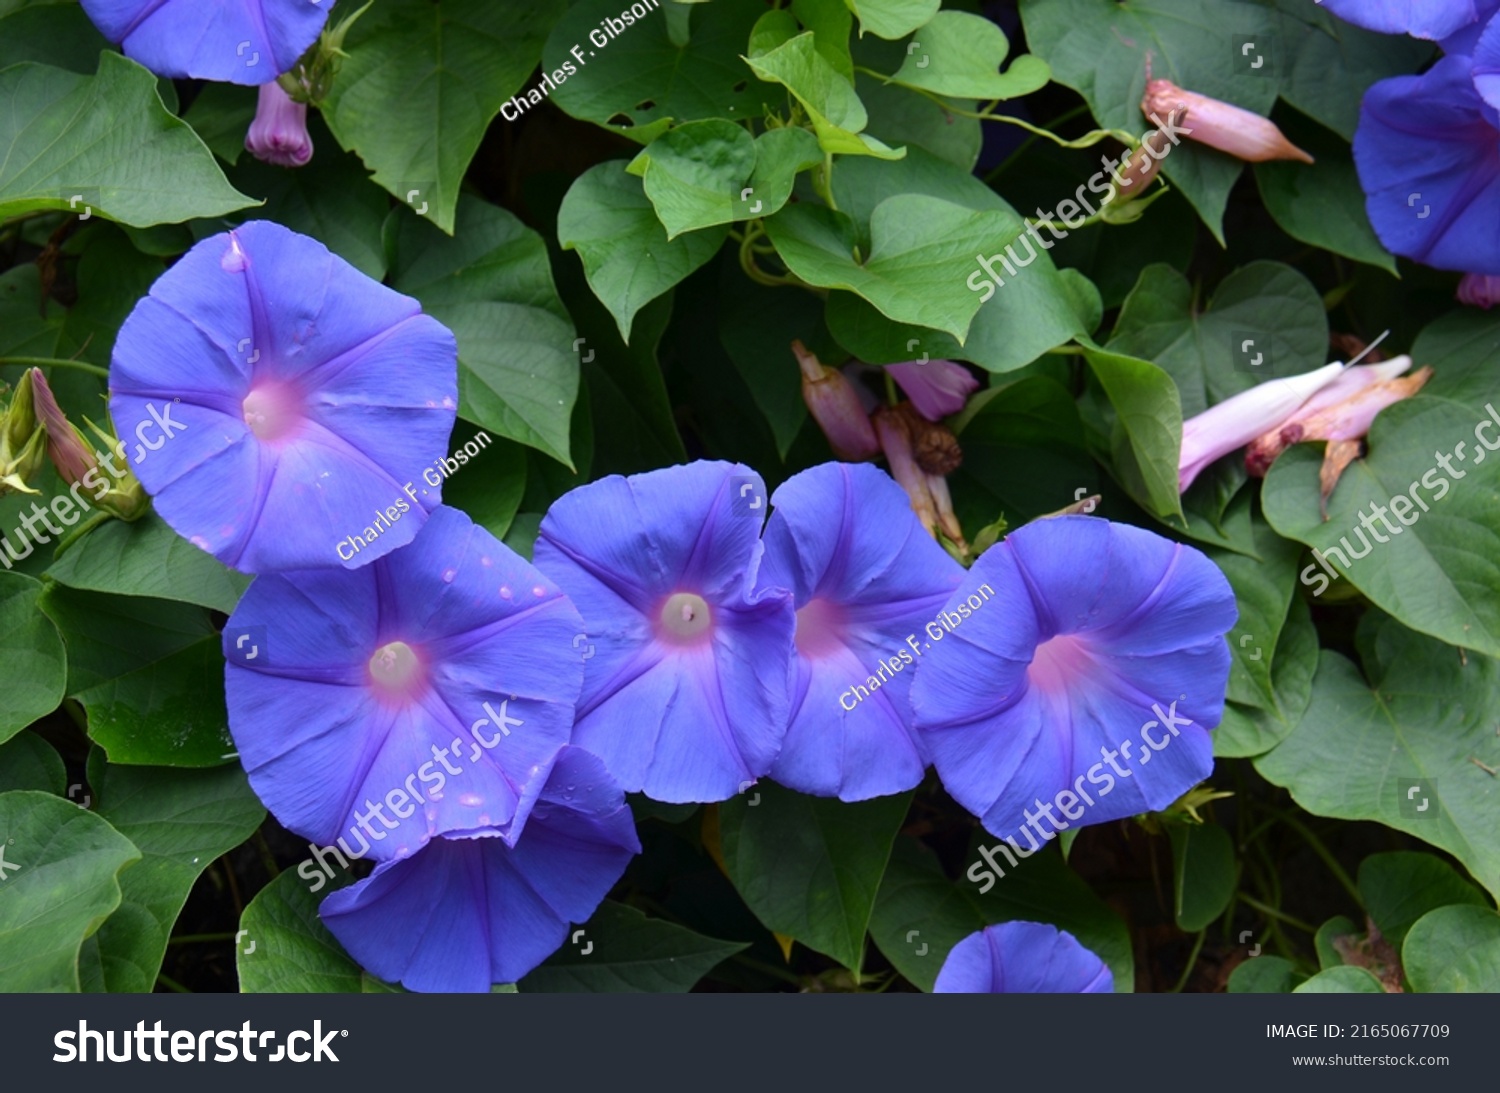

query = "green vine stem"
[
  {"left": 0, "top": 355, "right": 110, "bottom": 379},
  {"left": 852, "top": 68, "right": 1139, "bottom": 150}
]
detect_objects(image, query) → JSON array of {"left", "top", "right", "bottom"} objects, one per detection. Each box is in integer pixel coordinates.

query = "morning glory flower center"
[
  {"left": 368, "top": 640, "right": 424, "bottom": 697},
  {"left": 658, "top": 592, "right": 713, "bottom": 645},
  {"left": 242, "top": 383, "right": 302, "bottom": 442},
  {"left": 794, "top": 597, "right": 846, "bottom": 658},
  {"left": 1027, "top": 633, "right": 1093, "bottom": 697}
]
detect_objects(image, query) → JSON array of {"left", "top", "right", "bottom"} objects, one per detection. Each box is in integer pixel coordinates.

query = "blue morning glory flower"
[
  {"left": 78, "top": 0, "right": 331, "bottom": 84},
  {"left": 1473, "top": 13, "right": 1500, "bottom": 111},
  {"left": 533, "top": 461, "right": 795, "bottom": 804},
  {"left": 1318, "top": 0, "right": 1499, "bottom": 50},
  {"left": 1353, "top": 55, "right": 1500, "bottom": 275},
  {"left": 109, "top": 221, "right": 457, "bottom": 573},
  {"left": 79, "top": 0, "right": 331, "bottom": 84},
  {"left": 910, "top": 516, "right": 1235, "bottom": 845},
  {"left": 321, "top": 746, "right": 639, "bottom": 993},
  {"left": 224, "top": 506, "right": 585, "bottom": 860},
  {"left": 755, "top": 463, "right": 963, "bottom": 801},
  {"left": 933, "top": 922, "right": 1113, "bottom": 993}
]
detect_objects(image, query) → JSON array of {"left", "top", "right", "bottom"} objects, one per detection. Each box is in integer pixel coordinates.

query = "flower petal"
[
  {"left": 80, "top": 0, "right": 330, "bottom": 84},
  {"left": 1354, "top": 55, "right": 1500, "bottom": 275},
  {"left": 933, "top": 922, "right": 1113, "bottom": 993},
  {"left": 912, "top": 516, "right": 1234, "bottom": 838},
  {"left": 109, "top": 222, "right": 457, "bottom": 572},
  {"left": 758, "top": 463, "right": 963, "bottom": 799},
  {"left": 320, "top": 747, "right": 638, "bottom": 992},
  {"left": 225, "top": 507, "right": 584, "bottom": 855},
  {"left": 536, "top": 462, "right": 795, "bottom": 801}
]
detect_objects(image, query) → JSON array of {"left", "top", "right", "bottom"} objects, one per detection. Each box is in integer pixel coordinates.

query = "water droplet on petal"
[
  {"left": 532, "top": 585, "right": 546, "bottom": 597},
  {"left": 500, "top": 585, "right": 513, "bottom": 599},
  {"left": 221, "top": 237, "right": 247, "bottom": 272},
  {"left": 459, "top": 792, "right": 483, "bottom": 807},
  {"left": 442, "top": 567, "right": 456, "bottom": 583}
]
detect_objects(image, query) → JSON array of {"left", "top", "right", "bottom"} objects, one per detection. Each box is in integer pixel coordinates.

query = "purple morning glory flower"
[
  {"left": 755, "top": 463, "right": 963, "bottom": 801},
  {"left": 322, "top": 746, "right": 639, "bottom": 993},
  {"left": 79, "top": 0, "right": 331, "bottom": 84},
  {"left": 224, "top": 505, "right": 585, "bottom": 859},
  {"left": 109, "top": 220, "right": 457, "bottom": 573},
  {"left": 933, "top": 922, "right": 1113, "bottom": 993},
  {"left": 1354, "top": 55, "right": 1500, "bottom": 275},
  {"left": 910, "top": 516, "right": 1235, "bottom": 844},
  {"left": 1318, "top": 0, "right": 1499, "bottom": 49},
  {"left": 533, "top": 461, "right": 795, "bottom": 804}
]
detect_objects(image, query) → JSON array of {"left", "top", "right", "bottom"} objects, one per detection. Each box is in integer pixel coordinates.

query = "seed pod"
[{"left": 899, "top": 403, "right": 963, "bottom": 476}]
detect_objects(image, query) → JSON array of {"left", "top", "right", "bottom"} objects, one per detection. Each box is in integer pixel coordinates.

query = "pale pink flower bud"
[
  {"left": 1457, "top": 273, "right": 1500, "bottom": 309},
  {"left": 885, "top": 358, "right": 979, "bottom": 421},
  {"left": 1142, "top": 78, "right": 1312, "bottom": 164},
  {"left": 1179, "top": 362, "right": 1345, "bottom": 492},
  {"left": 246, "top": 82, "right": 314, "bottom": 168},
  {"left": 794, "top": 340, "right": 879, "bottom": 461},
  {"left": 873, "top": 405, "right": 937, "bottom": 535},
  {"left": 1245, "top": 356, "right": 1414, "bottom": 476}
]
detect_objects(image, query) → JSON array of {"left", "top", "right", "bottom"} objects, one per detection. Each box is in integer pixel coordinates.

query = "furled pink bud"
[
  {"left": 873, "top": 405, "right": 937, "bottom": 535},
  {"left": 1457, "top": 272, "right": 1500, "bottom": 309},
  {"left": 794, "top": 340, "right": 879, "bottom": 461},
  {"left": 30, "top": 369, "right": 149, "bottom": 521},
  {"left": 1245, "top": 356, "right": 1414, "bottom": 476},
  {"left": 1142, "top": 78, "right": 1313, "bottom": 164},
  {"left": 246, "top": 82, "right": 314, "bottom": 168},
  {"left": 1179, "top": 362, "right": 1345, "bottom": 492},
  {"left": 30, "top": 368, "right": 97, "bottom": 485},
  {"left": 885, "top": 358, "right": 980, "bottom": 421}
]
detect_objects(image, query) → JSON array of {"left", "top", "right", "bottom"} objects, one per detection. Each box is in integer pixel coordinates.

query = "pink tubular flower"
[
  {"left": 1142, "top": 79, "right": 1313, "bottom": 164},
  {"left": 1245, "top": 356, "right": 1414, "bottom": 476},
  {"left": 1179, "top": 363, "right": 1345, "bottom": 492},
  {"left": 885, "top": 358, "right": 979, "bottom": 421},
  {"left": 793, "top": 340, "right": 879, "bottom": 460},
  {"left": 1458, "top": 272, "right": 1500, "bottom": 309},
  {"left": 246, "top": 82, "right": 313, "bottom": 168}
]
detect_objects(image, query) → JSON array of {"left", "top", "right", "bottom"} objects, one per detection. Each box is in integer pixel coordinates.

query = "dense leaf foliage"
[{"left": 0, "top": 0, "right": 1495, "bottom": 996}]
